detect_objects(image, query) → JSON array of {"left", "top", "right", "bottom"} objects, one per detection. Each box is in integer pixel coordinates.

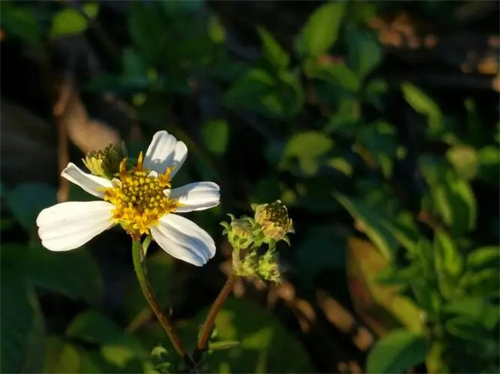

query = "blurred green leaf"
[
  {"left": 443, "top": 297, "right": 499, "bottom": 330},
  {"left": 459, "top": 268, "right": 499, "bottom": 298},
  {"left": 356, "top": 121, "right": 398, "bottom": 178},
  {"left": 43, "top": 337, "right": 81, "bottom": 374},
  {"left": 0, "top": 2, "right": 42, "bottom": 47},
  {"left": 445, "top": 316, "right": 491, "bottom": 341},
  {"left": 466, "top": 246, "right": 499, "bottom": 270},
  {"left": 5, "top": 182, "right": 57, "bottom": 235},
  {"left": 304, "top": 59, "right": 360, "bottom": 93},
  {"left": 364, "top": 78, "right": 388, "bottom": 111},
  {"left": 366, "top": 329, "right": 427, "bottom": 373},
  {"left": 201, "top": 298, "right": 314, "bottom": 373},
  {"left": 202, "top": 119, "right": 229, "bottom": 156},
  {"left": 433, "top": 229, "right": 463, "bottom": 300},
  {"left": 334, "top": 193, "right": 419, "bottom": 260},
  {"left": 402, "top": 82, "right": 444, "bottom": 138},
  {"left": 208, "top": 15, "right": 226, "bottom": 44},
  {"left": 123, "top": 48, "right": 148, "bottom": 77},
  {"left": 258, "top": 27, "right": 289, "bottom": 69},
  {"left": 279, "top": 131, "right": 334, "bottom": 176},
  {"left": 50, "top": 3, "right": 99, "bottom": 39},
  {"left": 446, "top": 145, "right": 478, "bottom": 180},
  {"left": 1, "top": 268, "right": 45, "bottom": 373},
  {"left": 347, "top": 27, "right": 382, "bottom": 79},
  {"left": 23, "top": 244, "right": 103, "bottom": 303},
  {"left": 347, "top": 238, "right": 424, "bottom": 335},
  {"left": 224, "top": 69, "right": 303, "bottom": 119},
  {"left": 420, "top": 157, "right": 477, "bottom": 235},
  {"left": 477, "top": 146, "right": 500, "bottom": 184},
  {"left": 295, "top": 2, "right": 346, "bottom": 59},
  {"left": 208, "top": 341, "right": 240, "bottom": 351}
]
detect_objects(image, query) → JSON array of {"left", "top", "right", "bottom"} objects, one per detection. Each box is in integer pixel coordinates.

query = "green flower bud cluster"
[
  {"left": 221, "top": 200, "right": 294, "bottom": 283},
  {"left": 83, "top": 141, "right": 128, "bottom": 180}
]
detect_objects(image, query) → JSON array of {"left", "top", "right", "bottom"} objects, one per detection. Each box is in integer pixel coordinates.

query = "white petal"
[
  {"left": 143, "top": 130, "right": 188, "bottom": 177},
  {"left": 36, "top": 201, "right": 115, "bottom": 251},
  {"left": 151, "top": 214, "right": 216, "bottom": 266},
  {"left": 170, "top": 182, "right": 220, "bottom": 213},
  {"left": 62, "top": 163, "right": 113, "bottom": 199}
]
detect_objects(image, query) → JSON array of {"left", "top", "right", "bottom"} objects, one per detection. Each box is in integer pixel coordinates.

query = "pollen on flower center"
[{"left": 102, "top": 152, "right": 179, "bottom": 238}]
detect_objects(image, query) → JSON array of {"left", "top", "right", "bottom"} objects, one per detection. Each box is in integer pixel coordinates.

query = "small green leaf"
[
  {"left": 366, "top": 329, "right": 428, "bottom": 373},
  {"left": 347, "top": 27, "right": 382, "bottom": 79},
  {"left": 433, "top": 229, "right": 463, "bottom": 300},
  {"left": 402, "top": 82, "right": 443, "bottom": 138},
  {"left": 50, "top": 3, "right": 99, "bottom": 39},
  {"left": 446, "top": 145, "right": 478, "bottom": 180},
  {"left": 466, "top": 246, "right": 499, "bottom": 270},
  {"left": 43, "top": 337, "right": 81, "bottom": 373},
  {"left": 279, "top": 131, "right": 334, "bottom": 176},
  {"left": 208, "top": 15, "right": 225, "bottom": 44},
  {"left": 202, "top": 119, "right": 229, "bottom": 156},
  {"left": 304, "top": 59, "right": 360, "bottom": 93},
  {"left": 295, "top": 2, "right": 346, "bottom": 59},
  {"left": 442, "top": 297, "right": 499, "bottom": 330},
  {"left": 208, "top": 341, "right": 240, "bottom": 351},
  {"left": 257, "top": 27, "right": 289, "bottom": 69},
  {"left": 5, "top": 183, "right": 57, "bottom": 234},
  {"left": 445, "top": 316, "right": 491, "bottom": 341}
]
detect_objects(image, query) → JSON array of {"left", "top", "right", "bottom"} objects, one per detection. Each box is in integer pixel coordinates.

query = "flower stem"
[
  {"left": 131, "top": 240, "right": 192, "bottom": 364},
  {"left": 193, "top": 274, "right": 236, "bottom": 363}
]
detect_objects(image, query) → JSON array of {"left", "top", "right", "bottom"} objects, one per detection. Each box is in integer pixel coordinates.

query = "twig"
[{"left": 193, "top": 274, "right": 236, "bottom": 363}]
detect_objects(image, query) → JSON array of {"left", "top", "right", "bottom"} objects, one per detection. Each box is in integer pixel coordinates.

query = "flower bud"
[
  {"left": 222, "top": 215, "right": 255, "bottom": 250},
  {"left": 257, "top": 250, "right": 281, "bottom": 283},
  {"left": 253, "top": 200, "right": 294, "bottom": 242},
  {"left": 83, "top": 141, "right": 128, "bottom": 180}
]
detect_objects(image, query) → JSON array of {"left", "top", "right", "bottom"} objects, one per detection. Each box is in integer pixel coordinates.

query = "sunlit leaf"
[
  {"left": 50, "top": 3, "right": 99, "bottom": 39},
  {"left": 347, "top": 238, "right": 424, "bottom": 335},
  {"left": 446, "top": 145, "right": 478, "bottom": 180},
  {"left": 466, "top": 246, "right": 499, "bottom": 270},
  {"left": 366, "top": 329, "right": 427, "bottom": 373},
  {"left": 43, "top": 337, "right": 81, "bottom": 374},
  {"left": 279, "top": 131, "right": 334, "bottom": 176},
  {"left": 295, "top": 2, "right": 346, "bottom": 59}
]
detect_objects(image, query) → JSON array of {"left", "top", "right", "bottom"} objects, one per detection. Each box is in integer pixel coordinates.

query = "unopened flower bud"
[
  {"left": 258, "top": 250, "right": 281, "bottom": 283},
  {"left": 83, "top": 141, "right": 128, "bottom": 180},
  {"left": 222, "top": 216, "right": 255, "bottom": 250},
  {"left": 253, "top": 200, "right": 294, "bottom": 242}
]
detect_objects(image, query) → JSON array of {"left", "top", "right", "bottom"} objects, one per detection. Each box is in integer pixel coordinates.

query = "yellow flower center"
[{"left": 103, "top": 152, "right": 179, "bottom": 239}]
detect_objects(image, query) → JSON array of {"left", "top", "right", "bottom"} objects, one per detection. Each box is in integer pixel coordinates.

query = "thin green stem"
[
  {"left": 193, "top": 274, "right": 235, "bottom": 363},
  {"left": 132, "top": 240, "right": 192, "bottom": 365}
]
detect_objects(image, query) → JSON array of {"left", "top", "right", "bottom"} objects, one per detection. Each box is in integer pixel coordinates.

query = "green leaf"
[
  {"left": 445, "top": 316, "right": 491, "bottom": 341},
  {"left": 43, "top": 337, "right": 82, "bottom": 374},
  {"left": 199, "top": 298, "right": 314, "bottom": 373},
  {"left": 443, "top": 297, "right": 499, "bottom": 330},
  {"left": 347, "top": 27, "right": 382, "bottom": 79},
  {"left": 208, "top": 341, "right": 240, "bottom": 351},
  {"left": 5, "top": 182, "right": 57, "bottom": 235},
  {"left": 420, "top": 157, "right": 477, "bottom": 235},
  {"left": 459, "top": 268, "right": 499, "bottom": 298},
  {"left": 401, "top": 82, "right": 444, "bottom": 138},
  {"left": 1, "top": 269, "right": 45, "bottom": 373},
  {"left": 279, "top": 131, "right": 334, "bottom": 176},
  {"left": 466, "top": 246, "right": 500, "bottom": 270},
  {"left": 334, "top": 193, "right": 420, "bottom": 260},
  {"left": 366, "top": 329, "right": 428, "bottom": 373},
  {"left": 208, "top": 15, "right": 226, "bottom": 44},
  {"left": 202, "top": 119, "right": 229, "bottom": 156},
  {"left": 477, "top": 146, "right": 500, "bottom": 184},
  {"left": 446, "top": 145, "right": 478, "bottom": 180},
  {"left": 50, "top": 3, "right": 99, "bottom": 39},
  {"left": 224, "top": 69, "right": 303, "bottom": 119},
  {"left": 433, "top": 229, "right": 463, "bottom": 300},
  {"left": 295, "top": 1, "right": 346, "bottom": 59},
  {"left": 304, "top": 59, "right": 360, "bottom": 93},
  {"left": 0, "top": 2, "right": 42, "bottom": 47},
  {"left": 257, "top": 27, "right": 289, "bottom": 69},
  {"left": 23, "top": 244, "right": 103, "bottom": 303}
]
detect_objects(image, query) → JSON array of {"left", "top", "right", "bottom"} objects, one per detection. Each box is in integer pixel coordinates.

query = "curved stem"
[
  {"left": 193, "top": 274, "right": 236, "bottom": 363},
  {"left": 132, "top": 240, "right": 192, "bottom": 364}
]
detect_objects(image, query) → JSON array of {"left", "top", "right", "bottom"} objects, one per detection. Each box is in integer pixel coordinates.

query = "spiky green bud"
[
  {"left": 253, "top": 200, "right": 294, "bottom": 242},
  {"left": 83, "top": 141, "right": 127, "bottom": 180}
]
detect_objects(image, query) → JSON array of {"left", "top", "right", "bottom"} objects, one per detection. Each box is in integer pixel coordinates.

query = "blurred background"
[{"left": 1, "top": 1, "right": 499, "bottom": 373}]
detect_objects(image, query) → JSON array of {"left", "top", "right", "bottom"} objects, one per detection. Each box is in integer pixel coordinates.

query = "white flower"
[{"left": 36, "top": 131, "right": 220, "bottom": 266}]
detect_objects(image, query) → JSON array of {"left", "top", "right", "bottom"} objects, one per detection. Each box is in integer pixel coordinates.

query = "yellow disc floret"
[{"left": 103, "top": 152, "right": 179, "bottom": 239}]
